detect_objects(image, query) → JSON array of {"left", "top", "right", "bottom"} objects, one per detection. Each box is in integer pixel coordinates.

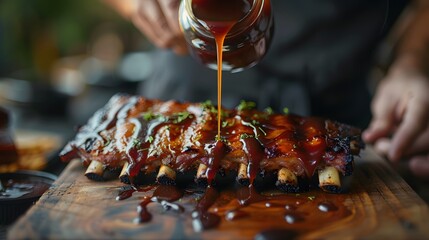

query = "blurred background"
[{"left": 0, "top": 0, "right": 157, "bottom": 174}]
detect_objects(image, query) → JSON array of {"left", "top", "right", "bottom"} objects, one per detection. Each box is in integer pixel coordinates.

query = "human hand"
[
  {"left": 111, "top": 0, "right": 188, "bottom": 54},
  {"left": 363, "top": 61, "right": 429, "bottom": 179}
]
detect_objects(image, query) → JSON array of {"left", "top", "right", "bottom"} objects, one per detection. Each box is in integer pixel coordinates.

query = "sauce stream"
[{"left": 191, "top": 0, "right": 252, "bottom": 139}]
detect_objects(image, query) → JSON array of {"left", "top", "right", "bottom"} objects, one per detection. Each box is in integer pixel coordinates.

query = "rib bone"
[
  {"left": 236, "top": 163, "right": 249, "bottom": 185},
  {"left": 119, "top": 162, "right": 130, "bottom": 184},
  {"left": 156, "top": 165, "right": 176, "bottom": 185},
  {"left": 276, "top": 168, "right": 299, "bottom": 192},
  {"left": 195, "top": 163, "right": 208, "bottom": 185},
  {"left": 85, "top": 160, "right": 105, "bottom": 181},
  {"left": 318, "top": 166, "right": 341, "bottom": 193}
]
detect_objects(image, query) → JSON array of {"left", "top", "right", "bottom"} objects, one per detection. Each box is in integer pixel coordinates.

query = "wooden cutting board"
[{"left": 8, "top": 147, "right": 429, "bottom": 239}]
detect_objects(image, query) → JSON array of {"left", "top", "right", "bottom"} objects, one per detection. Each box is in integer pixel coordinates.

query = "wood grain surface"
[{"left": 8, "top": 147, "right": 429, "bottom": 239}]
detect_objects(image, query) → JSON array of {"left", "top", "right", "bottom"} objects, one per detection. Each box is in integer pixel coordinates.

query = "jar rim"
[{"left": 183, "top": 0, "right": 264, "bottom": 39}]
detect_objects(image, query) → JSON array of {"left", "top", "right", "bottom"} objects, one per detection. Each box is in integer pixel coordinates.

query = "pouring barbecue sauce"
[{"left": 179, "top": 0, "right": 274, "bottom": 140}]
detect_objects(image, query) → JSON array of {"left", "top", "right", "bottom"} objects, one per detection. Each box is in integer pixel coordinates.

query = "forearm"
[{"left": 394, "top": 1, "right": 429, "bottom": 74}]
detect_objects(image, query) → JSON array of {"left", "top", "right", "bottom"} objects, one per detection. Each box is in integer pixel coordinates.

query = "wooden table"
[{"left": 8, "top": 147, "right": 429, "bottom": 239}]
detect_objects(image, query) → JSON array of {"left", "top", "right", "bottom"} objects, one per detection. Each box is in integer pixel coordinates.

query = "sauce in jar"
[{"left": 179, "top": 0, "right": 274, "bottom": 73}]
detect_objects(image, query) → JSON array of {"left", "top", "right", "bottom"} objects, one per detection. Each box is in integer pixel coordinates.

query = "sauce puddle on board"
[{"left": 116, "top": 181, "right": 352, "bottom": 233}]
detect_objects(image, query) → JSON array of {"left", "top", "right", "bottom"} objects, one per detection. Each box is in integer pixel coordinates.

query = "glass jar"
[{"left": 179, "top": 0, "right": 274, "bottom": 73}]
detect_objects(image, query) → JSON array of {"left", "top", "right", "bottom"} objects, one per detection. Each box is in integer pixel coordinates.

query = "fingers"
[
  {"left": 368, "top": 98, "right": 429, "bottom": 161},
  {"left": 131, "top": 0, "right": 187, "bottom": 53},
  {"left": 374, "top": 128, "right": 429, "bottom": 158},
  {"left": 405, "top": 127, "right": 429, "bottom": 155},
  {"left": 157, "top": 0, "right": 181, "bottom": 34},
  {"left": 372, "top": 133, "right": 429, "bottom": 180},
  {"left": 408, "top": 155, "right": 429, "bottom": 180},
  {"left": 373, "top": 137, "right": 391, "bottom": 156},
  {"left": 157, "top": 0, "right": 188, "bottom": 54},
  {"left": 362, "top": 84, "right": 398, "bottom": 143},
  {"left": 388, "top": 98, "right": 429, "bottom": 161},
  {"left": 133, "top": 0, "right": 173, "bottom": 48}
]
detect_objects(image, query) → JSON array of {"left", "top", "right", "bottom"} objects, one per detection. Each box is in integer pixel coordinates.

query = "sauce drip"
[
  {"left": 237, "top": 184, "right": 266, "bottom": 206},
  {"left": 204, "top": 140, "right": 228, "bottom": 184},
  {"left": 241, "top": 137, "right": 264, "bottom": 183},
  {"left": 192, "top": 186, "right": 220, "bottom": 231}
]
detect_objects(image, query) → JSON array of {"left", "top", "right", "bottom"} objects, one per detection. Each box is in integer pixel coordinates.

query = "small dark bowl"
[{"left": 0, "top": 170, "right": 57, "bottom": 225}]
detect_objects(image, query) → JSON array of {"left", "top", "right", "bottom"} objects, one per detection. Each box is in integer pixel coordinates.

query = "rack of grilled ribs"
[{"left": 60, "top": 93, "right": 364, "bottom": 193}]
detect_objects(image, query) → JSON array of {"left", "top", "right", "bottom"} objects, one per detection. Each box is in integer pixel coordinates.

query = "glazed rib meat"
[{"left": 60, "top": 93, "right": 364, "bottom": 192}]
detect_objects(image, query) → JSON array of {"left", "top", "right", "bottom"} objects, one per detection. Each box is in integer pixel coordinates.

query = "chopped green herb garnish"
[
  {"left": 222, "top": 119, "right": 235, "bottom": 128},
  {"left": 174, "top": 111, "right": 192, "bottom": 123},
  {"left": 240, "top": 133, "right": 253, "bottom": 139},
  {"left": 215, "top": 134, "right": 221, "bottom": 141},
  {"left": 283, "top": 107, "right": 290, "bottom": 115},
  {"left": 201, "top": 100, "right": 213, "bottom": 108},
  {"left": 221, "top": 109, "right": 229, "bottom": 118},
  {"left": 215, "top": 135, "right": 227, "bottom": 142},
  {"left": 237, "top": 100, "right": 256, "bottom": 111},
  {"left": 132, "top": 138, "right": 142, "bottom": 148},
  {"left": 142, "top": 111, "right": 156, "bottom": 121},
  {"left": 264, "top": 107, "right": 274, "bottom": 115},
  {"left": 147, "top": 136, "right": 154, "bottom": 143},
  {"left": 201, "top": 100, "right": 217, "bottom": 113}
]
